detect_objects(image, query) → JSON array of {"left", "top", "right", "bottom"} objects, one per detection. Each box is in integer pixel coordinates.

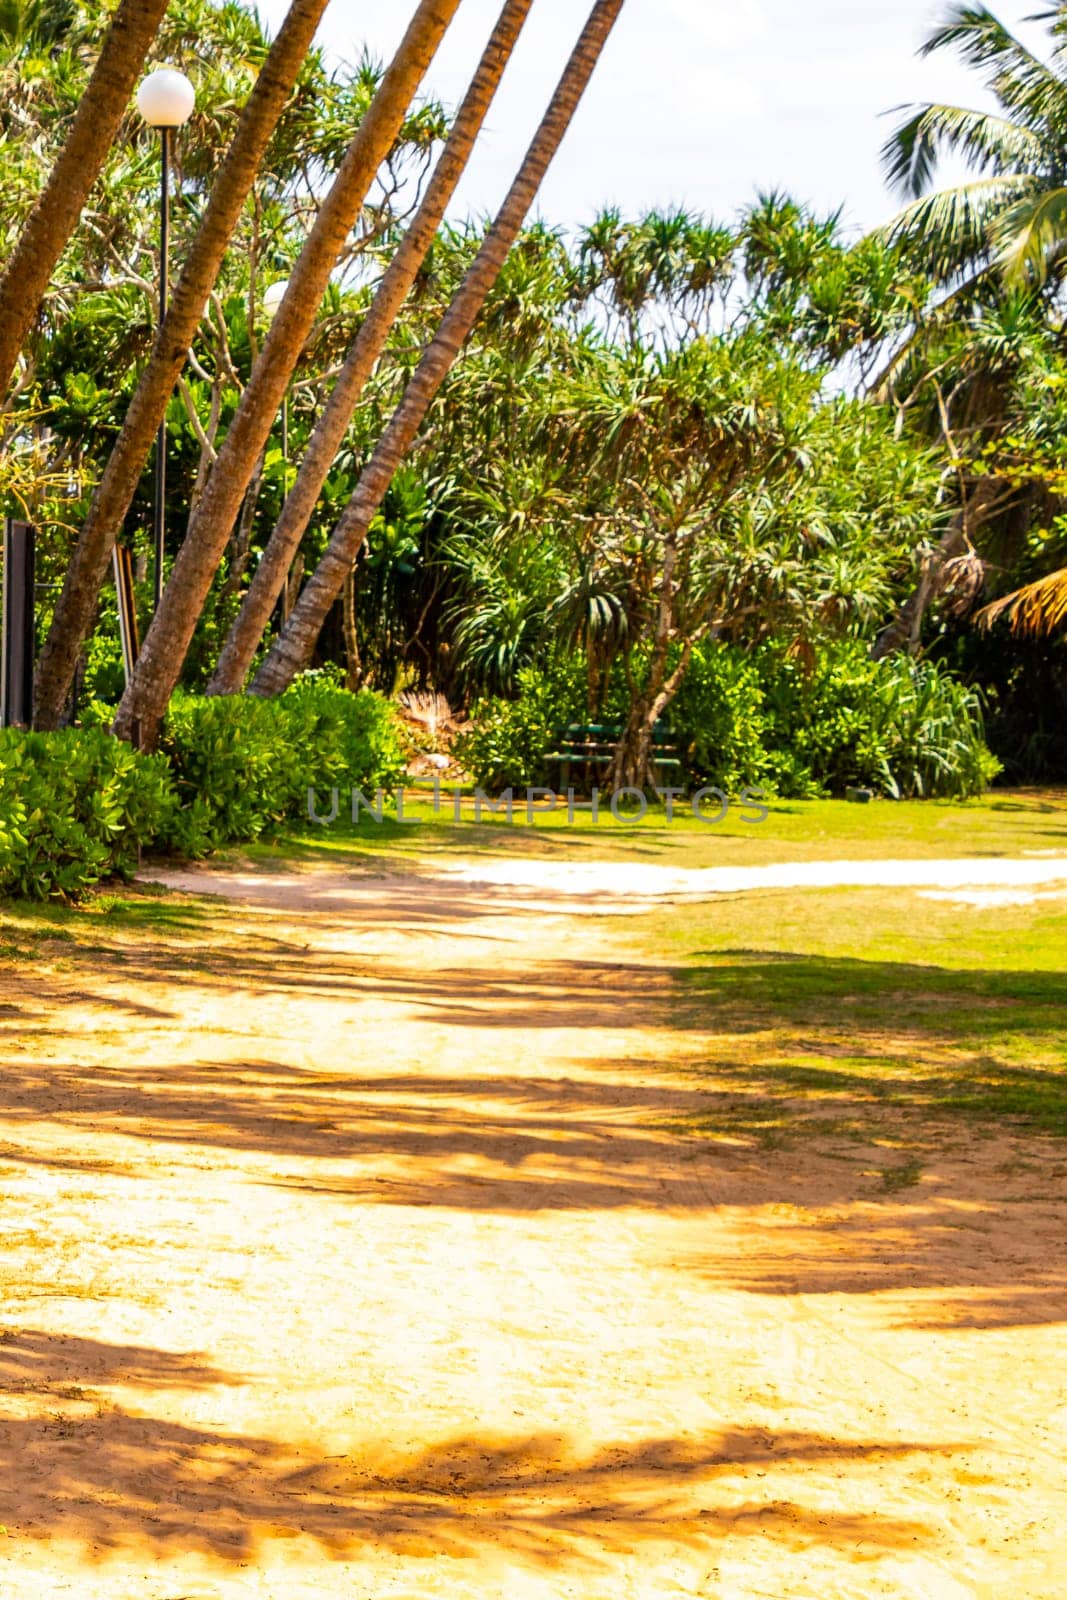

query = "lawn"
[{"left": 259, "top": 785, "right": 1067, "bottom": 868}]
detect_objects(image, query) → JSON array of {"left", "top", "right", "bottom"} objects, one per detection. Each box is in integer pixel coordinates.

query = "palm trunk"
[
  {"left": 252, "top": 0, "right": 628, "bottom": 698},
  {"left": 0, "top": 0, "right": 169, "bottom": 402},
  {"left": 32, "top": 0, "right": 332, "bottom": 731},
  {"left": 113, "top": 0, "right": 462, "bottom": 748},
  {"left": 207, "top": 0, "right": 536, "bottom": 697}
]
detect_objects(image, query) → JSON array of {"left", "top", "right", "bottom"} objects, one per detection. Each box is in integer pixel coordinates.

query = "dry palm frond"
[
  {"left": 977, "top": 566, "right": 1067, "bottom": 635},
  {"left": 399, "top": 690, "right": 455, "bottom": 740}
]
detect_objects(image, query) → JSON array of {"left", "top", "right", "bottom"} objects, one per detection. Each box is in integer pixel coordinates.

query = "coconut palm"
[
  {"left": 883, "top": 3, "right": 1067, "bottom": 288},
  {"left": 979, "top": 566, "right": 1067, "bottom": 635},
  {"left": 206, "top": 0, "right": 537, "bottom": 698},
  {"left": 0, "top": 0, "right": 170, "bottom": 400},
  {"left": 32, "top": 0, "right": 335, "bottom": 731},
  {"left": 112, "top": 0, "right": 462, "bottom": 748},
  {"left": 250, "top": 0, "right": 629, "bottom": 700}
]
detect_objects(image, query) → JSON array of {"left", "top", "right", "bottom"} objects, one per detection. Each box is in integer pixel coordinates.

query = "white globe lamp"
[
  {"left": 136, "top": 68, "right": 195, "bottom": 129},
  {"left": 262, "top": 279, "right": 290, "bottom": 320}
]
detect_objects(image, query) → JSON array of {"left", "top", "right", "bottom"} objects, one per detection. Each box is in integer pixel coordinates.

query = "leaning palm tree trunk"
[
  {"left": 207, "top": 0, "right": 536, "bottom": 697},
  {"left": 0, "top": 0, "right": 169, "bottom": 403},
  {"left": 33, "top": 0, "right": 333, "bottom": 731},
  {"left": 252, "top": 0, "right": 627, "bottom": 699},
  {"left": 113, "top": 0, "right": 461, "bottom": 749}
]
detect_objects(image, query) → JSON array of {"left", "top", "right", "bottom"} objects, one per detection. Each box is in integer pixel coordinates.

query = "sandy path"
[{"left": 1, "top": 860, "right": 1065, "bottom": 1598}]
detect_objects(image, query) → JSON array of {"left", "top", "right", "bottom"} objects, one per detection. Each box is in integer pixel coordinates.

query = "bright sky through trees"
[{"left": 258, "top": 0, "right": 1047, "bottom": 233}]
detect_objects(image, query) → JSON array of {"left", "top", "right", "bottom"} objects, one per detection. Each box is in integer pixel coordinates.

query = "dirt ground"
[{"left": 1, "top": 858, "right": 1065, "bottom": 1599}]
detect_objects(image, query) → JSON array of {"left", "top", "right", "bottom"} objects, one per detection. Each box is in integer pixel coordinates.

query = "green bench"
[{"left": 546, "top": 722, "right": 683, "bottom": 792}]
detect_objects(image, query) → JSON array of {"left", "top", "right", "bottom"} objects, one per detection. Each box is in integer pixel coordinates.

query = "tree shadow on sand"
[{"left": 0, "top": 1331, "right": 953, "bottom": 1566}]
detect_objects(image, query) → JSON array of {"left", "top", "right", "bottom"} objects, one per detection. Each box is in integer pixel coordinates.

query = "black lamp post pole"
[{"left": 153, "top": 123, "right": 171, "bottom": 611}]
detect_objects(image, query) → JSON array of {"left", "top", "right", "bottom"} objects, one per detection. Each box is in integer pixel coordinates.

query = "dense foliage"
[
  {"left": 160, "top": 676, "right": 403, "bottom": 853},
  {"left": 0, "top": 682, "right": 402, "bottom": 896},
  {"left": 457, "top": 641, "right": 998, "bottom": 801},
  {"left": 0, "top": 724, "right": 174, "bottom": 897},
  {"left": 4, "top": 0, "right": 1067, "bottom": 887}
]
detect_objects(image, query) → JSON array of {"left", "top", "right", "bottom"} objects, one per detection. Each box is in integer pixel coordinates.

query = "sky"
[{"left": 257, "top": 0, "right": 1050, "bottom": 236}]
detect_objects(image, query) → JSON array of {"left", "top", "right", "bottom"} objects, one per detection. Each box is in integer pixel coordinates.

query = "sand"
[{"left": 0, "top": 856, "right": 1064, "bottom": 1598}]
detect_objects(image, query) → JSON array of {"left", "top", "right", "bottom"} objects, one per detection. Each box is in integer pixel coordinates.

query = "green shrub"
[
  {"left": 159, "top": 679, "right": 405, "bottom": 853},
  {"left": 457, "top": 641, "right": 999, "bottom": 800},
  {"left": 671, "top": 647, "right": 775, "bottom": 792},
  {"left": 455, "top": 661, "right": 586, "bottom": 790},
  {"left": 755, "top": 644, "right": 1001, "bottom": 799},
  {"left": 0, "top": 727, "right": 176, "bottom": 900}
]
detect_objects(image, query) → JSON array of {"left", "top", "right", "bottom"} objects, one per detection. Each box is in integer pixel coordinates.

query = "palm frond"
[
  {"left": 883, "top": 173, "right": 1037, "bottom": 279},
  {"left": 993, "top": 183, "right": 1067, "bottom": 279},
  {"left": 922, "top": 5, "right": 1063, "bottom": 126},
  {"left": 977, "top": 565, "right": 1067, "bottom": 633},
  {"left": 881, "top": 102, "right": 1046, "bottom": 197}
]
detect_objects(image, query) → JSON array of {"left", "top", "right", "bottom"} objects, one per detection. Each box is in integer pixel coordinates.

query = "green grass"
[
  {"left": 0, "top": 882, "right": 212, "bottom": 961},
  {"left": 253, "top": 787, "right": 1067, "bottom": 871},
  {"left": 625, "top": 880, "right": 1067, "bottom": 1146}
]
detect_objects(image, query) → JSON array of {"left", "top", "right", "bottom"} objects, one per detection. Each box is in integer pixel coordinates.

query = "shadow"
[
  {"left": 1, "top": 885, "right": 1065, "bottom": 1337},
  {"left": 0, "top": 1329, "right": 949, "bottom": 1564},
  {"left": 0, "top": 1328, "right": 230, "bottom": 1394}
]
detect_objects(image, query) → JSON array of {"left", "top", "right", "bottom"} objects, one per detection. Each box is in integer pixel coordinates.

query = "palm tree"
[
  {"left": 112, "top": 0, "right": 462, "bottom": 748},
  {"left": 883, "top": 4, "right": 1067, "bottom": 287},
  {"left": 0, "top": 0, "right": 170, "bottom": 401},
  {"left": 207, "top": 0, "right": 537, "bottom": 698},
  {"left": 32, "top": 0, "right": 334, "bottom": 732},
  {"left": 250, "top": 0, "right": 629, "bottom": 700}
]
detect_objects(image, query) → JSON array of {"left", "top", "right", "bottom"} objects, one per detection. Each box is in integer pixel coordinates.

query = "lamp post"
[
  {"left": 136, "top": 67, "right": 195, "bottom": 611},
  {"left": 262, "top": 278, "right": 290, "bottom": 483},
  {"left": 262, "top": 279, "right": 292, "bottom": 616}
]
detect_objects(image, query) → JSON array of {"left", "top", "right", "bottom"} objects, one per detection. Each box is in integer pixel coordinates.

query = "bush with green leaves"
[
  {"left": 755, "top": 644, "right": 1001, "bottom": 799},
  {"left": 0, "top": 727, "right": 177, "bottom": 900},
  {"left": 159, "top": 678, "right": 405, "bottom": 854},
  {"left": 457, "top": 641, "right": 1000, "bottom": 800},
  {"left": 454, "top": 660, "right": 587, "bottom": 791}
]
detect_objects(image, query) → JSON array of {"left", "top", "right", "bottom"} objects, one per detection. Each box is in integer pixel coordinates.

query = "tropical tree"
[
  {"left": 882, "top": 2, "right": 1067, "bottom": 288},
  {"left": 980, "top": 565, "right": 1067, "bottom": 634},
  {"left": 32, "top": 0, "right": 336, "bottom": 730},
  {"left": 249, "top": 0, "right": 630, "bottom": 701},
  {"left": 207, "top": 0, "right": 537, "bottom": 697},
  {"left": 0, "top": 0, "right": 169, "bottom": 399},
  {"left": 445, "top": 334, "right": 933, "bottom": 790},
  {"left": 112, "top": 0, "right": 462, "bottom": 749}
]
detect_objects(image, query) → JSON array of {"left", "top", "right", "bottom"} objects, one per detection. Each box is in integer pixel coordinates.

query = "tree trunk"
[
  {"left": 870, "top": 479, "right": 1001, "bottom": 660},
  {"left": 252, "top": 0, "right": 628, "bottom": 699},
  {"left": 113, "top": 0, "right": 462, "bottom": 748},
  {"left": 207, "top": 0, "right": 536, "bottom": 696},
  {"left": 342, "top": 564, "right": 363, "bottom": 690},
  {"left": 32, "top": 0, "right": 332, "bottom": 731},
  {"left": 608, "top": 650, "right": 691, "bottom": 792},
  {"left": 608, "top": 536, "right": 689, "bottom": 791},
  {"left": 0, "top": 0, "right": 169, "bottom": 403}
]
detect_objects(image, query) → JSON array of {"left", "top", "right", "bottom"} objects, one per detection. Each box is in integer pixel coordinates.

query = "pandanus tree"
[
  {"left": 112, "top": 0, "right": 463, "bottom": 749},
  {"left": 32, "top": 0, "right": 336, "bottom": 731},
  {"left": 0, "top": 0, "right": 170, "bottom": 401},
  {"left": 249, "top": 0, "right": 629, "bottom": 700},
  {"left": 207, "top": 0, "right": 538, "bottom": 697}
]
